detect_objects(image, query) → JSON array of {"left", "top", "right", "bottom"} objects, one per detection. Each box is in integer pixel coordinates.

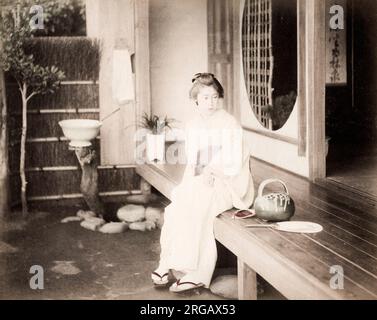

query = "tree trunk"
[
  {"left": 0, "top": 69, "right": 10, "bottom": 219},
  {"left": 20, "top": 84, "right": 28, "bottom": 216},
  {"left": 75, "top": 147, "right": 105, "bottom": 218}
]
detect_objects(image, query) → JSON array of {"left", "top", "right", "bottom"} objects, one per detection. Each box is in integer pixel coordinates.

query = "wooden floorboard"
[
  {"left": 308, "top": 197, "right": 377, "bottom": 231},
  {"left": 281, "top": 231, "right": 377, "bottom": 298},
  {"left": 295, "top": 202, "right": 377, "bottom": 258},
  {"left": 326, "top": 143, "right": 377, "bottom": 203},
  {"left": 251, "top": 158, "right": 377, "bottom": 219},
  {"left": 317, "top": 178, "right": 377, "bottom": 209},
  {"left": 251, "top": 163, "right": 377, "bottom": 233},
  {"left": 251, "top": 162, "right": 377, "bottom": 273},
  {"left": 252, "top": 170, "right": 377, "bottom": 239},
  {"left": 137, "top": 158, "right": 377, "bottom": 299},
  {"left": 306, "top": 228, "right": 377, "bottom": 278},
  {"left": 249, "top": 159, "right": 377, "bottom": 296},
  {"left": 218, "top": 212, "right": 376, "bottom": 299},
  {"left": 304, "top": 186, "right": 377, "bottom": 226}
]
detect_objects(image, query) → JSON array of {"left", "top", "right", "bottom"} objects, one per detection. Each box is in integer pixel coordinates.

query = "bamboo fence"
[{"left": 6, "top": 37, "right": 141, "bottom": 206}]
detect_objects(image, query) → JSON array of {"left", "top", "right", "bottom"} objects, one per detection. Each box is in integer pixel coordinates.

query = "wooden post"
[
  {"left": 208, "top": 0, "right": 234, "bottom": 115},
  {"left": 75, "top": 147, "right": 105, "bottom": 218},
  {"left": 135, "top": 0, "right": 151, "bottom": 123},
  {"left": 86, "top": 0, "right": 151, "bottom": 166},
  {"left": 237, "top": 257, "right": 257, "bottom": 300},
  {"left": 297, "top": 0, "right": 307, "bottom": 157},
  {"left": 307, "top": 0, "right": 326, "bottom": 180},
  {"left": 86, "top": 0, "right": 137, "bottom": 165}
]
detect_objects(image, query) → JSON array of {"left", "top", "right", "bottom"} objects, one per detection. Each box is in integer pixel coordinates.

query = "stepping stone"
[
  {"left": 99, "top": 222, "right": 128, "bottom": 234},
  {"left": 117, "top": 204, "right": 145, "bottom": 223},
  {"left": 210, "top": 275, "right": 238, "bottom": 300}
]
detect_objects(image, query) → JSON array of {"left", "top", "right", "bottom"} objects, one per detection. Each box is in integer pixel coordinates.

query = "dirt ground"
[{"left": 0, "top": 200, "right": 282, "bottom": 300}]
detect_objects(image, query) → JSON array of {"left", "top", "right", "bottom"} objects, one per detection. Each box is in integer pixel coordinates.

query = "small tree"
[
  {"left": 0, "top": 60, "right": 9, "bottom": 219},
  {"left": 0, "top": 7, "right": 65, "bottom": 216}
]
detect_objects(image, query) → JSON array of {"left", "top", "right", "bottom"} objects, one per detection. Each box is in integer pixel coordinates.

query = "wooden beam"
[
  {"left": 307, "top": 0, "right": 326, "bottom": 180},
  {"left": 237, "top": 258, "right": 257, "bottom": 300},
  {"left": 135, "top": 0, "right": 151, "bottom": 121},
  {"left": 10, "top": 164, "right": 136, "bottom": 174},
  {"left": 85, "top": 0, "right": 101, "bottom": 37},
  {"left": 4, "top": 81, "right": 99, "bottom": 86},
  {"left": 242, "top": 125, "right": 299, "bottom": 145},
  {"left": 297, "top": 0, "right": 307, "bottom": 156},
  {"left": 208, "top": 0, "right": 234, "bottom": 115},
  {"left": 136, "top": 164, "right": 185, "bottom": 199},
  {"left": 95, "top": 0, "right": 136, "bottom": 165},
  {"left": 27, "top": 190, "right": 142, "bottom": 202}
]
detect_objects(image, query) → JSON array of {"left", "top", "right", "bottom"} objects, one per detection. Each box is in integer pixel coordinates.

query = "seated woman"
[{"left": 151, "top": 73, "right": 255, "bottom": 293}]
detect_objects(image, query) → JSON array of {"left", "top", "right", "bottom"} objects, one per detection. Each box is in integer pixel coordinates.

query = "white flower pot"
[{"left": 146, "top": 133, "right": 165, "bottom": 162}]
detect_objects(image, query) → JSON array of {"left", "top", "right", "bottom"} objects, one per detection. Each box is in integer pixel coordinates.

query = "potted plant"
[{"left": 138, "top": 112, "right": 176, "bottom": 162}]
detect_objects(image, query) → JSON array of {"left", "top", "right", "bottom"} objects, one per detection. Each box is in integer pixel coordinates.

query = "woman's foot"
[
  {"left": 169, "top": 278, "right": 204, "bottom": 293},
  {"left": 151, "top": 268, "right": 170, "bottom": 286}
]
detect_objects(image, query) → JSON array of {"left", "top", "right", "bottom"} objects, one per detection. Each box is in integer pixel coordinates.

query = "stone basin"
[{"left": 59, "top": 119, "right": 102, "bottom": 147}]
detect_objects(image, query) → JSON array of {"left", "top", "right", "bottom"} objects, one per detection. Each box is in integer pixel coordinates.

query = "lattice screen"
[{"left": 242, "top": 0, "right": 274, "bottom": 129}]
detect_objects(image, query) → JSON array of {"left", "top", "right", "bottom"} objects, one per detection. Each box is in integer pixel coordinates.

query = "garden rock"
[
  {"left": 76, "top": 210, "right": 96, "bottom": 220},
  {"left": 145, "top": 220, "right": 156, "bottom": 231},
  {"left": 129, "top": 221, "right": 147, "bottom": 232},
  {"left": 61, "top": 216, "right": 83, "bottom": 223},
  {"left": 145, "top": 206, "right": 164, "bottom": 228},
  {"left": 129, "top": 220, "right": 156, "bottom": 232},
  {"left": 210, "top": 275, "right": 238, "bottom": 300},
  {"left": 156, "top": 213, "right": 164, "bottom": 229},
  {"left": 80, "top": 217, "right": 106, "bottom": 231},
  {"left": 117, "top": 204, "right": 145, "bottom": 223},
  {"left": 99, "top": 222, "right": 128, "bottom": 234}
]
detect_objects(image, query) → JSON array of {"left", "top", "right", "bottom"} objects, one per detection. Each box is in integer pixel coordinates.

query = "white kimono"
[{"left": 158, "top": 109, "right": 254, "bottom": 287}]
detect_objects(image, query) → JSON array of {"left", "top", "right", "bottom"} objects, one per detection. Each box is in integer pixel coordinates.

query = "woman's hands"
[
  {"left": 201, "top": 164, "right": 234, "bottom": 187},
  {"left": 203, "top": 166, "right": 228, "bottom": 180}
]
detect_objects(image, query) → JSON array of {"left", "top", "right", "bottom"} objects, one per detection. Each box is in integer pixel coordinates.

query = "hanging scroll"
[{"left": 326, "top": 0, "right": 347, "bottom": 85}]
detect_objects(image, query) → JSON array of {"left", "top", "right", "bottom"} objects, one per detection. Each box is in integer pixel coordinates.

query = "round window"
[{"left": 241, "top": 0, "right": 298, "bottom": 131}]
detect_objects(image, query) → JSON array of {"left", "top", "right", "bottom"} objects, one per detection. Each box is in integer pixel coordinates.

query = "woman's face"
[{"left": 196, "top": 86, "right": 220, "bottom": 117}]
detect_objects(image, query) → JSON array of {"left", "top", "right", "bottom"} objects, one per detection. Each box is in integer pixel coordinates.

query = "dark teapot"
[{"left": 254, "top": 179, "right": 295, "bottom": 222}]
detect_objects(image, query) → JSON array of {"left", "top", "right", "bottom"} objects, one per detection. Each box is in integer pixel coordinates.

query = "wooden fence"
[{"left": 6, "top": 37, "right": 141, "bottom": 208}]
